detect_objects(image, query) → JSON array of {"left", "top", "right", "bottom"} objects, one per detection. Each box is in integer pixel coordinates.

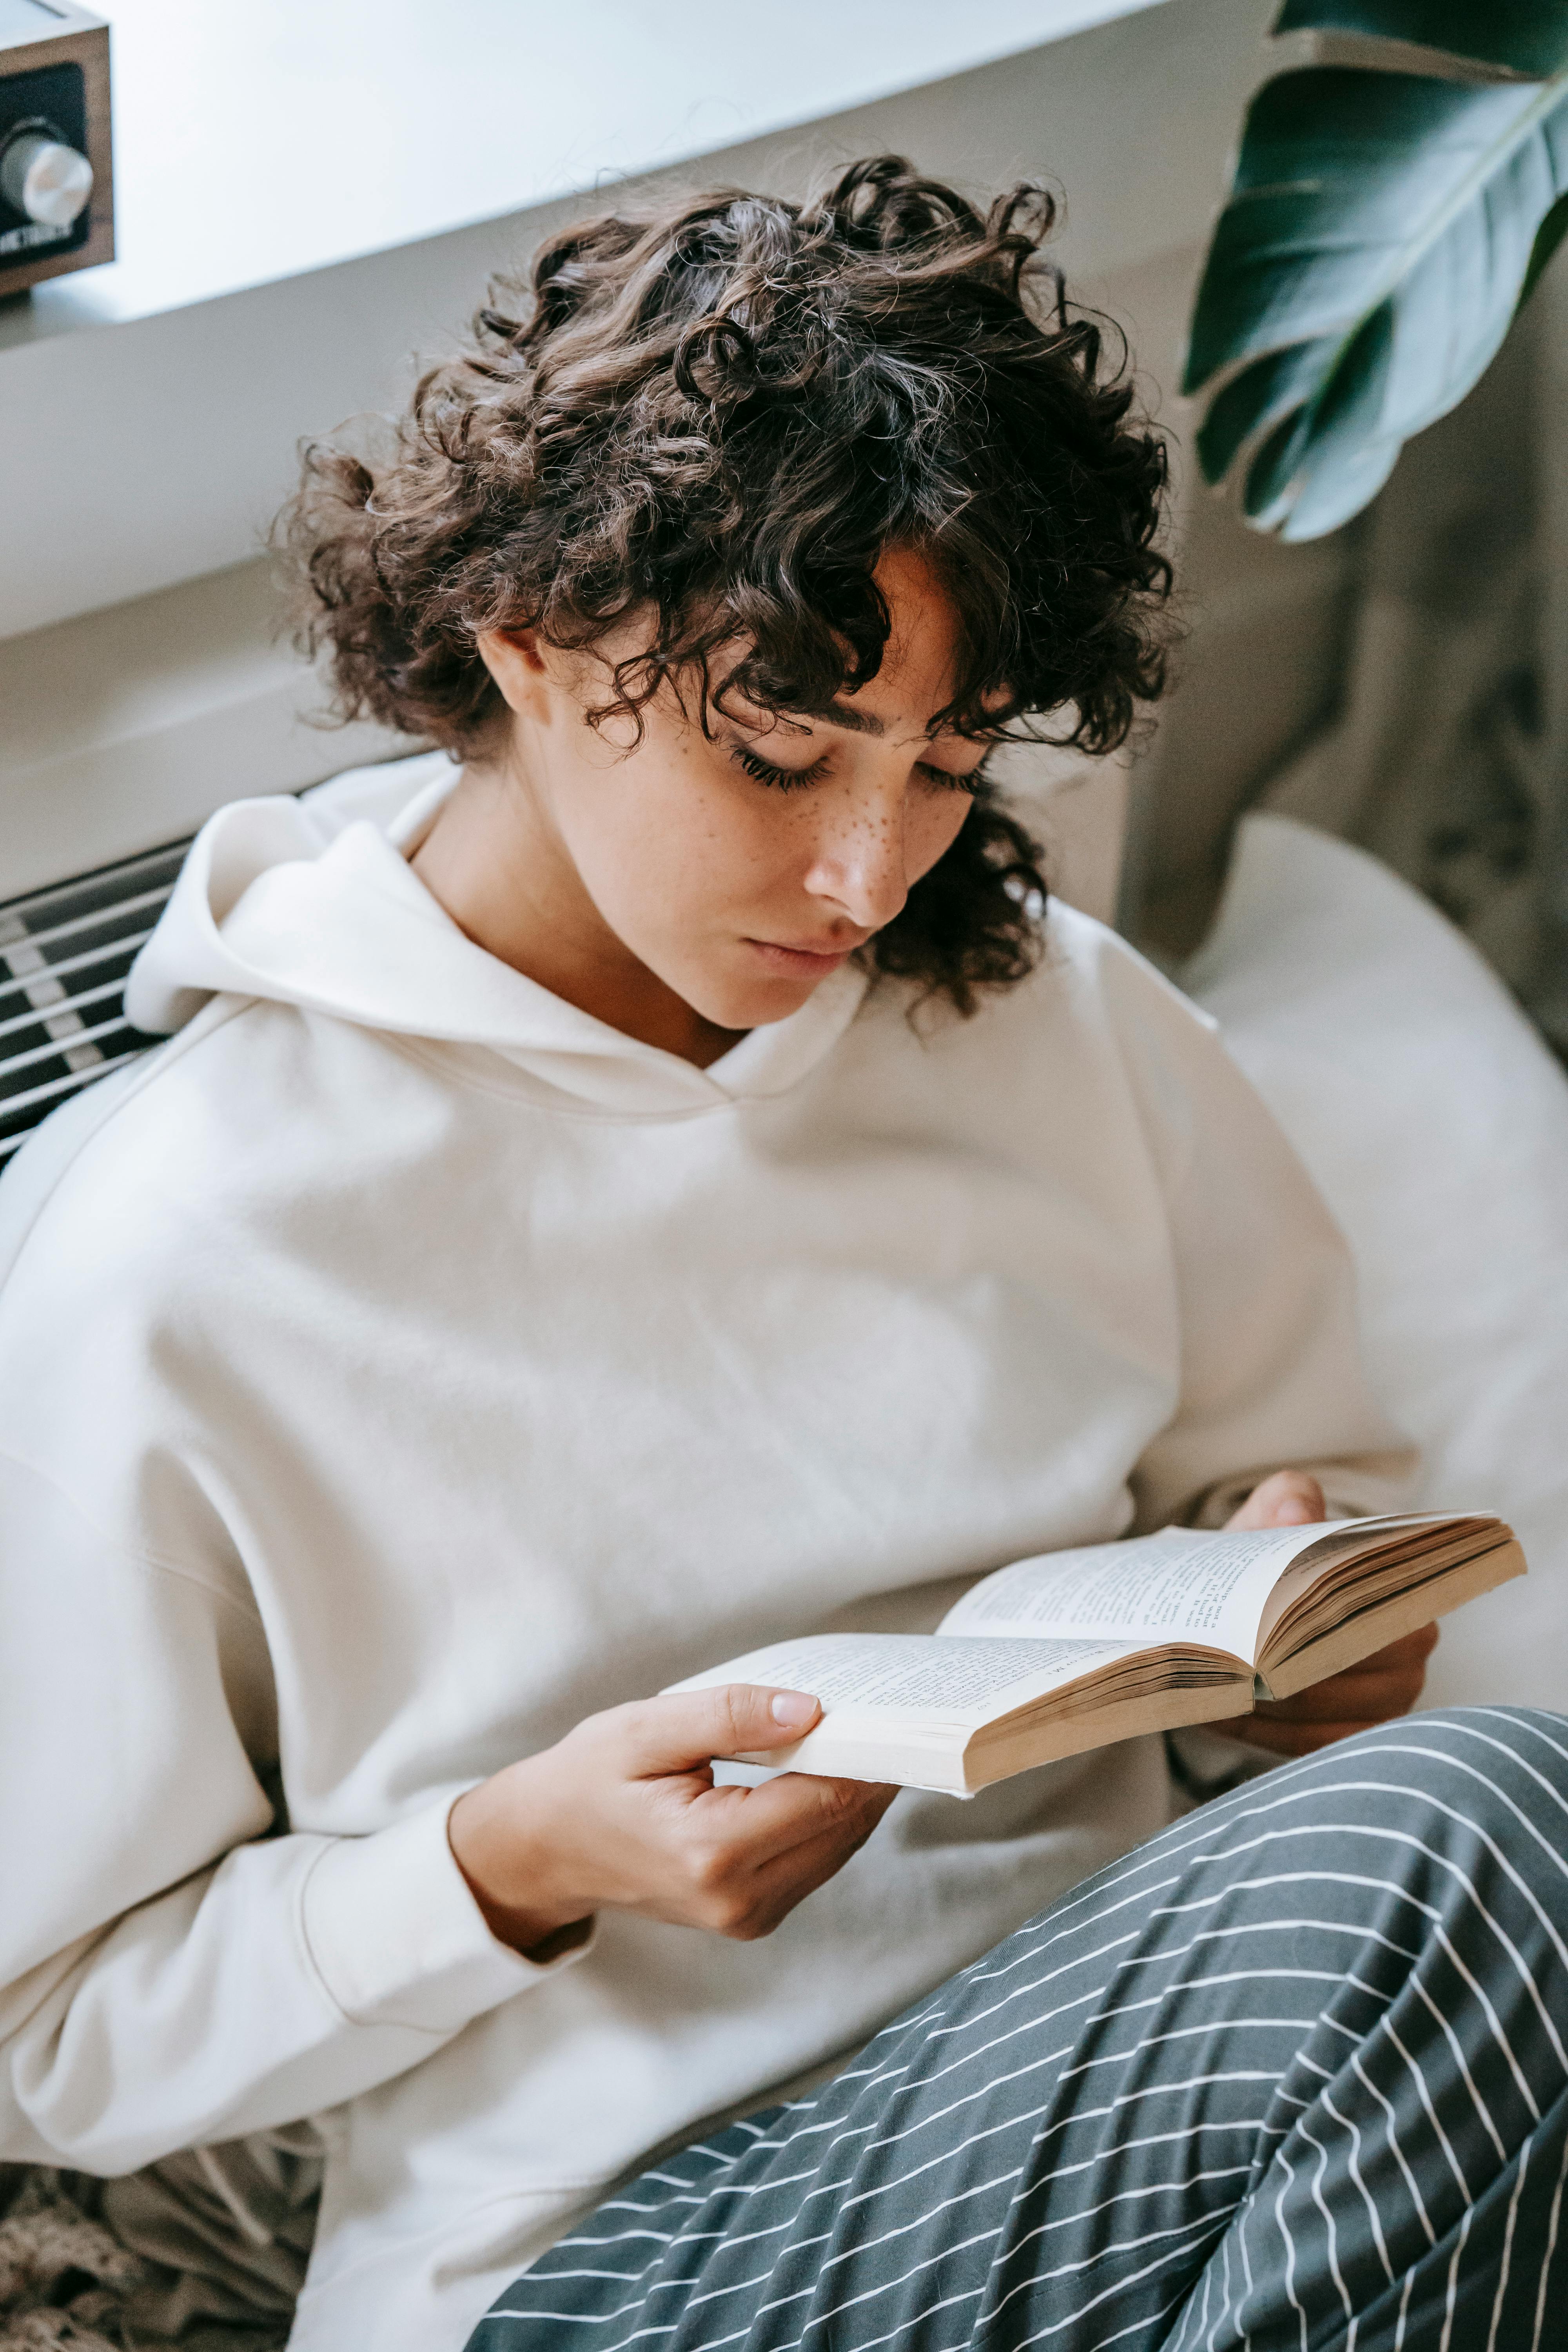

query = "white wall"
[{"left": 2, "top": 0, "right": 1318, "bottom": 906}]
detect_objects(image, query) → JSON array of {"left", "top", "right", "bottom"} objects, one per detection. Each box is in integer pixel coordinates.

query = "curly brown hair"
[{"left": 281, "top": 156, "right": 1171, "bottom": 1013}]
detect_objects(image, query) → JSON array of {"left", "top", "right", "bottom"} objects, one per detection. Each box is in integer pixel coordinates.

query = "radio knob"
[{"left": 0, "top": 133, "right": 93, "bottom": 230}]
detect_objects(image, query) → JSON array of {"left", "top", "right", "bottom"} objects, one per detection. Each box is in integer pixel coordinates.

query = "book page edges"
[
  {"left": 726, "top": 1675, "right": 1254, "bottom": 1796},
  {"left": 1258, "top": 1539, "right": 1526, "bottom": 1700},
  {"left": 1254, "top": 1519, "right": 1507, "bottom": 1659}
]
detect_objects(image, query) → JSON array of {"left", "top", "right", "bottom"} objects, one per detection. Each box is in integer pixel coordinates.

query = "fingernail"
[{"left": 770, "top": 1691, "right": 818, "bottom": 1728}]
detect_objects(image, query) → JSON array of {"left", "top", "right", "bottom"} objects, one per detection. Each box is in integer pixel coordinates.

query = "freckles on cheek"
[{"left": 909, "top": 799, "right": 973, "bottom": 882}]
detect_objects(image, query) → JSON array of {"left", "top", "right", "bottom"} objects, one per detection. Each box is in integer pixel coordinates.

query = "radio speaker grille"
[{"left": 0, "top": 837, "right": 189, "bottom": 1165}]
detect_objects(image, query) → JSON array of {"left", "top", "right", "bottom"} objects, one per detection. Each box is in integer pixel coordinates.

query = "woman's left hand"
[{"left": 1218, "top": 1469, "right": 1438, "bottom": 1756}]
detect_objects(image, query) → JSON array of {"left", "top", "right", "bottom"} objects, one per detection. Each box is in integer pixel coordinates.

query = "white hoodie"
[{"left": 0, "top": 760, "right": 1408, "bottom": 2348}]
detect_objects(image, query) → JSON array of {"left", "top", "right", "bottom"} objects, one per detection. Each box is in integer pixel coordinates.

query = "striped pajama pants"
[{"left": 468, "top": 1709, "right": 1568, "bottom": 2351}]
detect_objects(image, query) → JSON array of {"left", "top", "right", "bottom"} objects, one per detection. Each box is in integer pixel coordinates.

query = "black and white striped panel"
[{"left": 0, "top": 838, "right": 190, "bottom": 1167}]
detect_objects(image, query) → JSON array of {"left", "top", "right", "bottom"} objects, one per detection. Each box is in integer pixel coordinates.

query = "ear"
[{"left": 475, "top": 627, "right": 552, "bottom": 717}]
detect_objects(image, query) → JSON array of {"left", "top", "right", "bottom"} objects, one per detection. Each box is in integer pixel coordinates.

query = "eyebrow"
[
  {"left": 817, "top": 704, "right": 996, "bottom": 763},
  {"left": 814, "top": 701, "right": 884, "bottom": 737},
  {"left": 778, "top": 702, "right": 997, "bottom": 757}
]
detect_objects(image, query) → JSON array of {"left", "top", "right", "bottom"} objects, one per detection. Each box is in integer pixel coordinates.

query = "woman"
[{"left": 0, "top": 161, "right": 1561, "bottom": 2351}]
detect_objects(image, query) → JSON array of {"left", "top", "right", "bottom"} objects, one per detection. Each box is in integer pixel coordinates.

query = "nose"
[{"left": 802, "top": 792, "right": 910, "bottom": 933}]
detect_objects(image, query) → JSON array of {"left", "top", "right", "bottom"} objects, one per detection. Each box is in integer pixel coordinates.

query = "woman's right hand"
[{"left": 448, "top": 1685, "right": 897, "bottom": 1958}]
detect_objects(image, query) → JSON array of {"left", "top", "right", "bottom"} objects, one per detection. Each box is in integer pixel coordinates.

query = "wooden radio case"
[{"left": 0, "top": 0, "right": 112, "bottom": 297}]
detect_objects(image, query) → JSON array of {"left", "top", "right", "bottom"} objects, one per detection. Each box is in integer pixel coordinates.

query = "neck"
[{"left": 408, "top": 759, "right": 744, "bottom": 1067}]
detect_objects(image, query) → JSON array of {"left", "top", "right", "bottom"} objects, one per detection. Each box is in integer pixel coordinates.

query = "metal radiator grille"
[{"left": 0, "top": 837, "right": 191, "bottom": 1166}]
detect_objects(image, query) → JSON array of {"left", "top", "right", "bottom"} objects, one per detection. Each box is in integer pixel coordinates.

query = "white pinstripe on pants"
[{"left": 468, "top": 1710, "right": 1568, "bottom": 2351}]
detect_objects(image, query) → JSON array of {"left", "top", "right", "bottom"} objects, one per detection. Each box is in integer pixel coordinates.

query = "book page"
[
  {"left": 667, "top": 1630, "right": 1142, "bottom": 1728},
  {"left": 937, "top": 1522, "right": 1343, "bottom": 1662},
  {"left": 1255, "top": 1516, "right": 1503, "bottom": 1660}
]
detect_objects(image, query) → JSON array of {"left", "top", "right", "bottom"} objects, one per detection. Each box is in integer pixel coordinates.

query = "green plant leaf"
[
  {"left": 1184, "top": 62, "right": 1568, "bottom": 535},
  {"left": 1521, "top": 182, "right": 1568, "bottom": 301},
  {"left": 1274, "top": 0, "right": 1568, "bottom": 80},
  {"left": 1244, "top": 310, "right": 1404, "bottom": 536},
  {"left": 1194, "top": 337, "right": 1339, "bottom": 483},
  {"left": 1240, "top": 411, "right": 1314, "bottom": 530},
  {"left": 1278, "top": 434, "right": 1403, "bottom": 538},
  {"left": 1241, "top": 308, "right": 1390, "bottom": 515}
]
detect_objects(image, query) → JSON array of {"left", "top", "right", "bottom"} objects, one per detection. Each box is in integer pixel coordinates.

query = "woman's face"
[{"left": 446, "top": 547, "right": 988, "bottom": 1051}]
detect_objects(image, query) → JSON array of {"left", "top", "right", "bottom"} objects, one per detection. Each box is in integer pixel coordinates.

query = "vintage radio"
[{"left": 0, "top": 0, "right": 111, "bottom": 296}]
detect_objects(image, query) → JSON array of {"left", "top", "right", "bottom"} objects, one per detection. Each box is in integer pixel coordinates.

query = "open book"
[{"left": 667, "top": 1513, "right": 1524, "bottom": 1795}]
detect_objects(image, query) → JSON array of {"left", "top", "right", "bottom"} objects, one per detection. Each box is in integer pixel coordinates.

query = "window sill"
[{"left": 2, "top": 0, "right": 1169, "bottom": 346}]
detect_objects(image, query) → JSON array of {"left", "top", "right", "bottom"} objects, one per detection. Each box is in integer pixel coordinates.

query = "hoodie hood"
[{"left": 124, "top": 757, "right": 868, "bottom": 1118}]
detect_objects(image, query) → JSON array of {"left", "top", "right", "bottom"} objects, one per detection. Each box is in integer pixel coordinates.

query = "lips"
[
  {"left": 744, "top": 935, "right": 866, "bottom": 974},
  {"left": 762, "top": 939, "right": 861, "bottom": 958}
]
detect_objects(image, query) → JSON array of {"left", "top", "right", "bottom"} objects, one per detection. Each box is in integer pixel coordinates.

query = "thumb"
[
  {"left": 622, "top": 1684, "right": 822, "bottom": 1776},
  {"left": 1227, "top": 1469, "right": 1326, "bottom": 1531}
]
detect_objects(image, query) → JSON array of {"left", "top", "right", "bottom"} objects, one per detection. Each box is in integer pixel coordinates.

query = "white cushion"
[{"left": 1185, "top": 814, "right": 1568, "bottom": 1713}]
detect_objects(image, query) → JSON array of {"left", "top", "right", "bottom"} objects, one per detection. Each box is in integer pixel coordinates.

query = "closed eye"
[
  {"left": 731, "top": 743, "right": 993, "bottom": 793},
  {"left": 732, "top": 746, "right": 831, "bottom": 791},
  {"left": 916, "top": 753, "right": 992, "bottom": 792}
]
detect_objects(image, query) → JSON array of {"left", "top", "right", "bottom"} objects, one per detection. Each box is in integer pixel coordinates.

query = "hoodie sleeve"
[
  {"left": 0, "top": 1448, "right": 585, "bottom": 2175},
  {"left": 1099, "top": 945, "right": 1416, "bottom": 1532}
]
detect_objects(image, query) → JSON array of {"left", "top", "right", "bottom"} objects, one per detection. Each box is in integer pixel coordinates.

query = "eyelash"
[
  {"left": 731, "top": 748, "right": 991, "bottom": 794},
  {"left": 733, "top": 747, "right": 831, "bottom": 792}
]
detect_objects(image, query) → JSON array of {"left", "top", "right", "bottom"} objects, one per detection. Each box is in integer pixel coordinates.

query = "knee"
[
  {"left": 1341, "top": 1706, "right": 1568, "bottom": 1864},
  {"left": 1399, "top": 1705, "right": 1568, "bottom": 1786}
]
